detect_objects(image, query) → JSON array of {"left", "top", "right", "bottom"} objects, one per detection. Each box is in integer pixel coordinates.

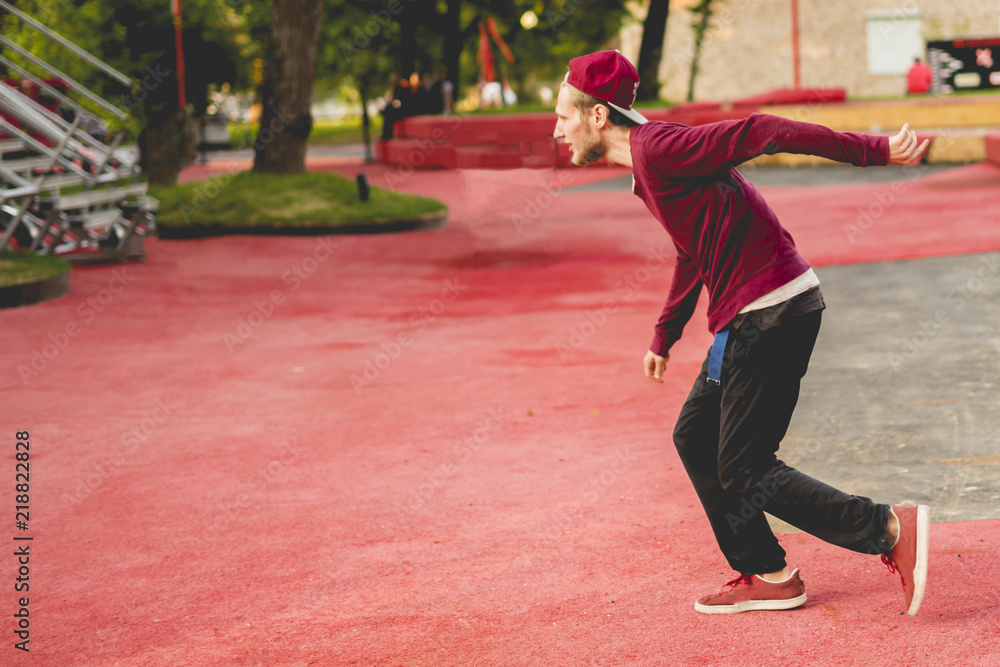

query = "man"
[
  {"left": 426, "top": 65, "right": 454, "bottom": 115},
  {"left": 380, "top": 73, "right": 412, "bottom": 141},
  {"left": 552, "top": 50, "right": 931, "bottom": 615},
  {"left": 907, "top": 57, "right": 933, "bottom": 95}
]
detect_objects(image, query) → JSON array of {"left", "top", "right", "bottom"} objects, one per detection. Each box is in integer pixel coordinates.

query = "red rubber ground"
[{"left": 4, "top": 159, "right": 1000, "bottom": 666}]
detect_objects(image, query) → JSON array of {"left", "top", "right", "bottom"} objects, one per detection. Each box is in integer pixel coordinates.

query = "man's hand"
[
  {"left": 644, "top": 350, "right": 668, "bottom": 383},
  {"left": 888, "top": 123, "right": 930, "bottom": 165}
]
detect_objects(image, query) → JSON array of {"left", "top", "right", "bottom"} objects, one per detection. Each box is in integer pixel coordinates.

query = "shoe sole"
[
  {"left": 694, "top": 593, "right": 807, "bottom": 615},
  {"left": 907, "top": 504, "right": 930, "bottom": 616}
]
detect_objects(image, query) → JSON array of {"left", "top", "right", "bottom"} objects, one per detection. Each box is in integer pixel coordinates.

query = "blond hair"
[{"left": 560, "top": 81, "right": 637, "bottom": 127}]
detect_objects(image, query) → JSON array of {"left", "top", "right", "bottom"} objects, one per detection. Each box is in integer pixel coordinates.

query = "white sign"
[{"left": 866, "top": 10, "right": 924, "bottom": 75}]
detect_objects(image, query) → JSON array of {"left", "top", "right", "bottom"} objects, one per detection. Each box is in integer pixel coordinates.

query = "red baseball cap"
[{"left": 565, "top": 50, "right": 647, "bottom": 124}]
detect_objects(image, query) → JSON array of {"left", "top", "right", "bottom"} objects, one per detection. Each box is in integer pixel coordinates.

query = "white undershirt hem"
[{"left": 738, "top": 268, "right": 820, "bottom": 314}]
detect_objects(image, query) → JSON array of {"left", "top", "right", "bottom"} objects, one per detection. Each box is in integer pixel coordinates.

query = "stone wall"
[{"left": 650, "top": 0, "right": 1000, "bottom": 102}]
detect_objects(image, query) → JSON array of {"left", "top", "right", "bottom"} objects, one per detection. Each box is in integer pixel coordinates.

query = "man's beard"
[{"left": 572, "top": 136, "right": 605, "bottom": 166}]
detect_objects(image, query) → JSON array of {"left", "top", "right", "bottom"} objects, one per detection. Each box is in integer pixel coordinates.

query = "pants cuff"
[{"left": 873, "top": 503, "right": 894, "bottom": 554}]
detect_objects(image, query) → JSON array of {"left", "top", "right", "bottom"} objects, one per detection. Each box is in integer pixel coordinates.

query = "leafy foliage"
[
  {"left": 3, "top": 0, "right": 634, "bottom": 114},
  {"left": 686, "top": 0, "right": 721, "bottom": 102},
  {"left": 316, "top": 0, "right": 631, "bottom": 105},
  {"left": 1, "top": 0, "right": 249, "bottom": 132}
]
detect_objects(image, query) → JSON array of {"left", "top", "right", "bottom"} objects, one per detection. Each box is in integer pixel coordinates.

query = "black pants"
[{"left": 673, "top": 309, "right": 892, "bottom": 575}]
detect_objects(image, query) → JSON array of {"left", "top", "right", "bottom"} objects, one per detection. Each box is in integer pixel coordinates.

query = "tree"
[
  {"left": 252, "top": 0, "right": 323, "bottom": 174},
  {"left": 635, "top": 0, "right": 670, "bottom": 102},
  {"left": 319, "top": 0, "right": 403, "bottom": 161},
  {"left": 686, "top": 0, "right": 718, "bottom": 102},
  {"left": 317, "top": 0, "right": 631, "bottom": 114},
  {"left": 1, "top": 0, "right": 248, "bottom": 185}
]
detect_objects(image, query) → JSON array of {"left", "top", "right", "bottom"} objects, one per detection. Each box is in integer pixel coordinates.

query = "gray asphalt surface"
[{"left": 782, "top": 253, "right": 1000, "bottom": 526}]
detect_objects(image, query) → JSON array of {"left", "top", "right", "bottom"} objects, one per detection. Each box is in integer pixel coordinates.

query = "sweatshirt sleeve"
[
  {"left": 645, "top": 113, "right": 890, "bottom": 178},
  {"left": 650, "top": 251, "right": 703, "bottom": 356}
]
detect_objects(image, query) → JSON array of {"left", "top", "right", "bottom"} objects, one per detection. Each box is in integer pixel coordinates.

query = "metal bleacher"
[{"left": 0, "top": 0, "right": 156, "bottom": 261}]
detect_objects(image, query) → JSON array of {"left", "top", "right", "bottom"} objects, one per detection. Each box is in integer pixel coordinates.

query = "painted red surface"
[
  {"left": 3, "top": 160, "right": 999, "bottom": 665},
  {"left": 986, "top": 132, "right": 1000, "bottom": 167},
  {"left": 731, "top": 88, "right": 847, "bottom": 108}
]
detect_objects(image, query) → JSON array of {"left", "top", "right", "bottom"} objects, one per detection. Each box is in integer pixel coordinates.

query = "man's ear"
[{"left": 591, "top": 103, "right": 609, "bottom": 130}]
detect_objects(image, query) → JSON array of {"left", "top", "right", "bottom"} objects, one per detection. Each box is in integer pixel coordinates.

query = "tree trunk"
[
  {"left": 635, "top": 0, "right": 670, "bottom": 102},
  {"left": 139, "top": 108, "right": 197, "bottom": 186},
  {"left": 358, "top": 79, "right": 373, "bottom": 163},
  {"left": 687, "top": 1, "right": 715, "bottom": 102},
  {"left": 253, "top": 0, "right": 323, "bottom": 174}
]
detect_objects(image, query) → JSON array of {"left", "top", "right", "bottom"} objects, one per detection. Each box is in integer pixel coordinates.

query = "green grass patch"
[
  {"left": 0, "top": 249, "right": 71, "bottom": 288},
  {"left": 310, "top": 117, "right": 382, "bottom": 144},
  {"left": 229, "top": 117, "right": 382, "bottom": 147},
  {"left": 149, "top": 170, "right": 446, "bottom": 231}
]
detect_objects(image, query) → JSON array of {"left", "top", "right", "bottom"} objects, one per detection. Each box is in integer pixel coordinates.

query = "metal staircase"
[{"left": 0, "top": 0, "right": 156, "bottom": 261}]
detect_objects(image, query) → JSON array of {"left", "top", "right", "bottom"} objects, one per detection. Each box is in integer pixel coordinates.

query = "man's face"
[{"left": 553, "top": 85, "right": 604, "bottom": 167}]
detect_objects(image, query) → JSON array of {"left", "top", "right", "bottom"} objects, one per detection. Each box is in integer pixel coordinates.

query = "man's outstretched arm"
[{"left": 644, "top": 116, "right": 929, "bottom": 177}]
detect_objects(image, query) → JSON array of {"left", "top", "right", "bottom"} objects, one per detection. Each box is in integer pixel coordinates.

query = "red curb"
[{"left": 986, "top": 131, "right": 1000, "bottom": 166}]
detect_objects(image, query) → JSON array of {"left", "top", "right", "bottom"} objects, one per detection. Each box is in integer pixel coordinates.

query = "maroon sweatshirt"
[{"left": 629, "top": 113, "right": 889, "bottom": 356}]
